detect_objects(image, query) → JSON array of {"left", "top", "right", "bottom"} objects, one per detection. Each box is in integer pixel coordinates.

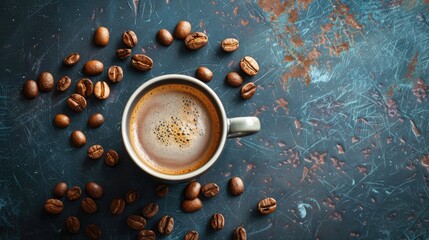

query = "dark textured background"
[{"left": 1, "top": 0, "right": 429, "bottom": 239}]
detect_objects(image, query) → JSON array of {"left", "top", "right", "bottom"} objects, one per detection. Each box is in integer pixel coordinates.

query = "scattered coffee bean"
[
  {"left": 174, "top": 20, "right": 192, "bottom": 40},
  {"left": 38, "top": 72, "right": 54, "bottom": 92},
  {"left": 81, "top": 197, "right": 97, "bottom": 214},
  {"left": 155, "top": 184, "right": 169, "bottom": 198},
  {"left": 23, "top": 80, "right": 38, "bottom": 99},
  {"left": 53, "top": 114, "right": 70, "bottom": 128},
  {"left": 138, "top": 230, "right": 156, "bottom": 240},
  {"left": 225, "top": 72, "right": 243, "bottom": 87},
  {"left": 201, "top": 183, "right": 219, "bottom": 198},
  {"left": 210, "top": 213, "right": 225, "bottom": 230},
  {"left": 67, "top": 186, "right": 82, "bottom": 201},
  {"left": 85, "top": 182, "right": 104, "bottom": 199},
  {"left": 127, "top": 215, "right": 147, "bottom": 230},
  {"left": 83, "top": 60, "right": 104, "bottom": 76},
  {"left": 116, "top": 48, "right": 132, "bottom": 59},
  {"left": 233, "top": 226, "right": 247, "bottom": 240},
  {"left": 240, "top": 56, "right": 259, "bottom": 76},
  {"left": 158, "top": 215, "right": 174, "bottom": 235},
  {"left": 257, "top": 197, "right": 277, "bottom": 215},
  {"left": 67, "top": 93, "right": 87, "bottom": 112},
  {"left": 63, "top": 52, "right": 80, "bottom": 66},
  {"left": 125, "top": 190, "right": 139, "bottom": 204},
  {"left": 181, "top": 198, "right": 203, "bottom": 213},
  {"left": 76, "top": 78, "right": 93, "bottom": 97},
  {"left": 240, "top": 82, "right": 256, "bottom": 99},
  {"left": 65, "top": 216, "right": 80, "bottom": 234},
  {"left": 44, "top": 198, "right": 63, "bottom": 214},
  {"left": 94, "top": 26, "right": 110, "bottom": 47},
  {"left": 184, "top": 230, "right": 199, "bottom": 240},
  {"left": 184, "top": 181, "right": 201, "bottom": 200},
  {"left": 131, "top": 54, "right": 153, "bottom": 72},
  {"left": 142, "top": 202, "right": 159, "bottom": 218},
  {"left": 87, "top": 144, "right": 104, "bottom": 160},
  {"left": 104, "top": 149, "right": 119, "bottom": 167},
  {"left": 85, "top": 224, "right": 102, "bottom": 240},
  {"left": 88, "top": 113, "right": 104, "bottom": 128},
  {"left": 53, "top": 182, "right": 68, "bottom": 198},
  {"left": 57, "top": 76, "right": 71, "bottom": 92},
  {"left": 157, "top": 29, "right": 174, "bottom": 46},
  {"left": 122, "top": 30, "right": 138, "bottom": 48},
  {"left": 229, "top": 176, "right": 244, "bottom": 196},
  {"left": 71, "top": 130, "right": 86, "bottom": 148},
  {"left": 110, "top": 198, "right": 125, "bottom": 215},
  {"left": 221, "top": 38, "right": 239, "bottom": 52},
  {"left": 94, "top": 81, "right": 110, "bottom": 100},
  {"left": 195, "top": 67, "right": 213, "bottom": 82},
  {"left": 184, "top": 32, "right": 208, "bottom": 50},
  {"left": 108, "top": 66, "right": 124, "bottom": 83}
]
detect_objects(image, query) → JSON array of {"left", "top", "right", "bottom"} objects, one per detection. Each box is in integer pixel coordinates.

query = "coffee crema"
[{"left": 129, "top": 83, "right": 221, "bottom": 175}]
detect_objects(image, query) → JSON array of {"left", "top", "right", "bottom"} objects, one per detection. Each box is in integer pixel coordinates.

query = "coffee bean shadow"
[{"left": 177, "top": 41, "right": 202, "bottom": 57}]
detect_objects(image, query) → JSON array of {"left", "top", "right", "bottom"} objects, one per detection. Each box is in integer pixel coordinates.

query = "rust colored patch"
[
  {"left": 294, "top": 118, "right": 302, "bottom": 135},
  {"left": 387, "top": 84, "right": 397, "bottom": 97},
  {"left": 412, "top": 78, "right": 427, "bottom": 102},
  {"left": 284, "top": 55, "right": 295, "bottom": 62},
  {"left": 257, "top": 0, "right": 293, "bottom": 17},
  {"left": 240, "top": 19, "right": 249, "bottom": 26},
  {"left": 336, "top": 144, "right": 345, "bottom": 155},
  {"left": 274, "top": 98, "right": 289, "bottom": 113},
  {"left": 407, "top": 52, "right": 419, "bottom": 79},
  {"left": 426, "top": 0, "right": 429, "bottom": 4},
  {"left": 288, "top": 8, "right": 298, "bottom": 23},
  {"left": 421, "top": 155, "right": 429, "bottom": 168},
  {"left": 281, "top": 73, "right": 289, "bottom": 91},
  {"left": 357, "top": 165, "right": 367, "bottom": 174},
  {"left": 199, "top": 20, "right": 204, "bottom": 28},
  {"left": 301, "top": 166, "right": 309, "bottom": 182},
  {"left": 345, "top": 14, "right": 363, "bottom": 30},
  {"left": 233, "top": 6, "right": 238, "bottom": 15},
  {"left": 410, "top": 119, "right": 421, "bottom": 137},
  {"left": 297, "top": 0, "right": 313, "bottom": 9}
]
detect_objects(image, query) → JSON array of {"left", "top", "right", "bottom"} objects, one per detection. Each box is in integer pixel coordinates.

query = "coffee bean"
[
  {"left": 125, "top": 190, "right": 139, "bottom": 204},
  {"left": 53, "top": 114, "right": 70, "bottom": 128},
  {"left": 93, "top": 81, "right": 110, "bottom": 100},
  {"left": 240, "top": 82, "right": 256, "bottom": 99},
  {"left": 201, "top": 183, "right": 219, "bottom": 198},
  {"left": 87, "top": 145, "right": 104, "bottom": 160},
  {"left": 65, "top": 216, "right": 80, "bottom": 234},
  {"left": 63, "top": 53, "right": 80, "bottom": 66},
  {"left": 181, "top": 198, "right": 202, "bottom": 213},
  {"left": 44, "top": 198, "right": 63, "bottom": 214},
  {"left": 85, "top": 224, "right": 102, "bottom": 240},
  {"left": 53, "top": 182, "right": 68, "bottom": 198},
  {"left": 221, "top": 38, "right": 239, "bottom": 52},
  {"left": 76, "top": 78, "right": 93, "bottom": 97},
  {"left": 38, "top": 72, "right": 54, "bottom": 92},
  {"left": 110, "top": 198, "right": 125, "bottom": 215},
  {"left": 71, "top": 130, "right": 86, "bottom": 148},
  {"left": 184, "top": 32, "right": 208, "bottom": 50},
  {"left": 225, "top": 72, "right": 243, "bottom": 87},
  {"left": 233, "top": 226, "right": 247, "bottom": 240},
  {"left": 122, "top": 30, "right": 138, "bottom": 48},
  {"left": 142, "top": 202, "right": 159, "bottom": 218},
  {"left": 155, "top": 184, "right": 169, "bottom": 198},
  {"left": 85, "top": 182, "right": 104, "bottom": 199},
  {"left": 94, "top": 26, "right": 109, "bottom": 47},
  {"left": 23, "top": 80, "right": 38, "bottom": 99},
  {"left": 81, "top": 197, "right": 97, "bottom": 214},
  {"left": 67, "top": 93, "right": 87, "bottom": 112},
  {"left": 158, "top": 215, "right": 174, "bottom": 235},
  {"left": 210, "top": 213, "right": 225, "bottom": 230},
  {"left": 257, "top": 197, "right": 277, "bottom": 215},
  {"left": 104, "top": 149, "right": 119, "bottom": 167},
  {"left": 116, "top": 48, "right": 132, "bottom": 59},
  {"left": 57, "top": 76, "right": 71, "bottom": 92},
  {"left": 88, "top": 113, "right": 104, "bottom": 128},
  {"left": 127, "top": 215, "right": 147, "bottom": 230},
  {"left": 229, "top": 176, "right": 244, "bottom": 196},
  {"left": 67, "top": 186, "right": 82, "bottom": 201},
  {"left": 174, "top": 21, "right": 192, "bottom": 40},
  {"left": 138, "top": 230, "right": 156, "bottom": 240},
  {"left": 195, "top": 67, "right": 213, "bottom": 82},
  {"left": 240, "top": 56, "right": 259, "bottom": 76},
  {"left": 83, "top": 60, "right": 104, "bottom": 76},
  {"left": 131, "top": 54, "right": 153, "bottom": 72},
  {"left": 184, "top": 230, "right": 199, "bottom": 240},
  {"left": 108, "top": 66, "right": 124, "bottom": 83},
  {"left": 184, "top": 181, "right": 201, "bottom": 200},
  {"left": 157, "top": 29, "right": 174, "bottom": 46}
]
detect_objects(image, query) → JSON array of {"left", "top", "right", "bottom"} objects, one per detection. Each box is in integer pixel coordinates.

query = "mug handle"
[{"left": 227, "top": 117, "right": 261, "bottom": 138}]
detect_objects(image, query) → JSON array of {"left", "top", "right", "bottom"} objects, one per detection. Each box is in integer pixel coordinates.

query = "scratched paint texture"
[{"left": 1, "top": 0, "right": 429, "bottom": 239}]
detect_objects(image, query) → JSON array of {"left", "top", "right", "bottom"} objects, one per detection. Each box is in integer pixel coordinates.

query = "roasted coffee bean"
[
  {"left": 67, "top": 186, "right": 82, "bottom": 200},
  {"left": 88, "top": 113, "right": 104, "bottom": 128},
  {"left": 195, "top": 67, "right": 213, "bottom": 82},
  {"left": 38, "top": 72, "right": 54, "bottom": 92},
  {"left": 122, "top": 30, "right": 138, "bottom": 48},
  {"left": 210, "top": 213, "right": 225, "bottom": 230},
  {"left": 67, "top": 93, "right": 87, "bottom": 112},
  {"left": 158, "top": 215, "right": 174, "bottom": 235},
  {"left": 71, "top": 130, "right": 86, "bottom": 148},
  {"left": 85, "top": 224, "right": 101, "bottom": 240},
  {"left": 110, "top": 198, "right": 125, "bottom": 215},
  {"left": 138, "top": 230, "right": 156, "bottom": 240},
  {"left": 127, "top": 215, "right": 146, "bottom": 230},
  {"left": 54, "top": 114, "right": 70, "bottom": 128},
  {"left": 53, "top": 182, "right": 68, "bottom": 198},
  {"left": 225, "top": 72, "right": 243, "bottom": 87},
  {"left": 83, "top": 60, "right": 104, "bottom": 76},
  {"left": 240, "top": 56, "right": 259, "bottom": 76},
  {"left": 57, "top": 76, "right": 71, "bottom": 92},
  {"left": 64, "top": 53, "right": 80, "bottom": 66},
  {"left": 184, "top": 181, "right": 201, "bottom": 200},
  {"left": 126, "top": 190, "right": 139, "bottom": 204},
  {"left": 157, "top": 29, "right": 174, "bottom": 46},
  {"left": 104, "top": 149, "right": 119, "bottom": 167},
  {"left": 94, "top": 81, "right": 110, "bottom": 100},
  {"left": 257, "top": 197, "right": 277, "bottom": 215},
  {"left": 44, "top": 198, "right": 63, "bottom": 214},
  {"left": 131, "top": 54, "right": 153, "bottom": 72},
  {"left": 76, "top": 78, "right": 93, "bottom": 97},
  {"left": 240, "top": 82, "right": 256, "bottom": 99},
  {"left": 87, "top": 144, "right": 104, "bottom": 160},
  {"left": 181, "top": 198, "right": 202, "bottom": 213},
  {"left": 81, "top": 197, "right": 97, "bottom": 214},
  {"left": 155, "top": 184, "right": 169, "bottom": 198},
  {"left": 116, "top": 48, "right": 132, "bottom": 59},
  {"left": 201, "top": 183, "right": 219, "bottom": 198},
  {"left": 107, "top": 66, "right": 124, "bottom": 83},
  {"left": 85, "top": 182, "right": 104, "bottom": 199},
  {"left": 142, "top": 202, "right": 159, "bottom": 218},
  {"left": 184, "top": 230, "right": 199, "bottom": 240},
  {"left": 229, "top": 176, "right": 244, "bottom": 196},
  {"left": 94, "top": 26, "right": 109, "bottom": 47},
  {"left": 174, "top": 21, "right": 192, "bottom": 40},
  {"left": 233, "top": 226, "right": 247, "bottom": 240},
  {"left": 221, "top": 38, "right": 239, "bottom": 52},
  {"left": 184, "top": 32, "right": 208, "bottom": 50},
  {"left": 23, "top": 80, "right": 38, "bottom": 99},
  {"left": 65, "top": 216, "right": 80, "bottom": 234}
]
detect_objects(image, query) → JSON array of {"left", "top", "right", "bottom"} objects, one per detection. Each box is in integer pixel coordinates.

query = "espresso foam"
[{"left": 129, "top": 83, "right": 221, "bottom": 175}]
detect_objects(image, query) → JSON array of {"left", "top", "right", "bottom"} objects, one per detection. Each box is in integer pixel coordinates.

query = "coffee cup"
[{"left": 122, "top": 74, "right": 260, "bottom": 182}]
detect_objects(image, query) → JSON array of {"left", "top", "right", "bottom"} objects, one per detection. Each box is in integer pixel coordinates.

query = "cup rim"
[{"left": 121, "top": 74, "right": 228, "bottom": 182}]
